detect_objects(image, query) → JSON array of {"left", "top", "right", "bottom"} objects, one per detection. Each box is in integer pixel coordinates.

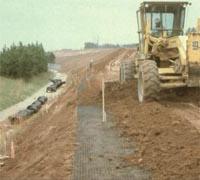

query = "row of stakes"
[{"left": 0, "top": 78, "right": 66, "bottom": 166}]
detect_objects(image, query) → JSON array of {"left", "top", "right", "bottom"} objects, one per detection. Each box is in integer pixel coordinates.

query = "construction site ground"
[{"left": 0, "top": 48, "right": 200, "bottom": 180}]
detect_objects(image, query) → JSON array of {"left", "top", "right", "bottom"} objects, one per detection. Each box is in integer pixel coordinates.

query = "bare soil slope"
[
  {"left": 106, "top": 81, "right": 200, "bottom": 180},
  {"left": 1, "top": 48, "right": 199, "bottom": 180},
  {"left": 0, "top": 48, "right": 127, "bottom": 180},
  {"left": 0, "top": 85, "right": 76, "bottom": 180},
  {"left": 77, "top": 51, "right": 200, "bottom": 180}
]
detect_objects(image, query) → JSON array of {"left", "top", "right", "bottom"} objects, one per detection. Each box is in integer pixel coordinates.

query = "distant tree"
[
  {"left": 0, "top": 42, "right": 49, "bottom": 79},
  {"left": 84, "top": 42, "right": 98, "bottom": 49},
  {"left": 46, "top": 52, "right": 56, "bottom": 63},
  {"left": 83, "top": 42, "right": 138, "bottom": 49}
]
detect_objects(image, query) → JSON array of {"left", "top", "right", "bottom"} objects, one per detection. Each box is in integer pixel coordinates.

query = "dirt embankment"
[
  {"left": 78, "top": 48, "right": 134, "bottom": 105},
  {"left": 56, "top": 49, "right": 120, "bottom": 73},
  {"left": 1, "top": 47, "right": 198, "bottom": 180},
  {"left": 0, "top": 48, "right": 128, "bottom": 180},
  {"left": 0, "top": 84, "right": 77, "bottom": 180},
  {"left": 76, "top": 49, "right": 200, "bottom": 180}
]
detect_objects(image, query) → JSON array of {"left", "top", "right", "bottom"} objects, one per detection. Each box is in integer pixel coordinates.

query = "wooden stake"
[
  {"left": 102, "top": 78, "right": 106, "bottom": 122},
  {"left": 10, "top": 141, "right": 15, "bottom": 159}
]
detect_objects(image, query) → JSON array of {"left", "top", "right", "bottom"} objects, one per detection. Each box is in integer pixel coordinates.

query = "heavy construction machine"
[{"left": 120, "top": 1, "right": 200, "bottom": 102}]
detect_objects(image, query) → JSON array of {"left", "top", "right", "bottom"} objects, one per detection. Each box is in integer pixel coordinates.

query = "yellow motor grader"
[{"left": 121, "top": 1, "right": 200, "bottom": 102}]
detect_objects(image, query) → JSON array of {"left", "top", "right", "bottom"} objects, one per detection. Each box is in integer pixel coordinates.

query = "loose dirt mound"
[{"left": 105, "top": 81, "right": 200, "bottom": 180}]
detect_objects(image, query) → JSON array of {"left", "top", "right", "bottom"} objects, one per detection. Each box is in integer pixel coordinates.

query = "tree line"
[
  {"left": 84, "top": 42, "right": 138, "bottom": 49},
  {"left": 0, "top": 42, "right": 55, "bottom": 79}
]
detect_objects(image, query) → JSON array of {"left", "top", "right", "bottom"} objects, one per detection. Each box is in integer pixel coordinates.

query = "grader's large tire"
[
  {"left": 138, "top": 60, "right": 160, "bottom": 102},
  {"left": 120, "top": 60, "right": 135, "bottom": 82}
]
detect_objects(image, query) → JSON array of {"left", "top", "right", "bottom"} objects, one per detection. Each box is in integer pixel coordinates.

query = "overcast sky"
[{"left": 0, "top": 0, "right": 200, "bottom": 50}]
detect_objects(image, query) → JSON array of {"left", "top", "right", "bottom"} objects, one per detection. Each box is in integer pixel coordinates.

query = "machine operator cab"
[{"left": 137, "top": 1, "right": 191, "bottom": 44}]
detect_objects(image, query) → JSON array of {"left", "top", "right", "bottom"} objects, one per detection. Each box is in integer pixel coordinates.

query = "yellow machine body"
[{"left": 135, "top": 1, "right": 200, "bottom": 89}]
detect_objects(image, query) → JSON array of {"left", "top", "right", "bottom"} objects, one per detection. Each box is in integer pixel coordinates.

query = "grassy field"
[{"left": 0, "top": 72, "right": 53, "bottom": 111}]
